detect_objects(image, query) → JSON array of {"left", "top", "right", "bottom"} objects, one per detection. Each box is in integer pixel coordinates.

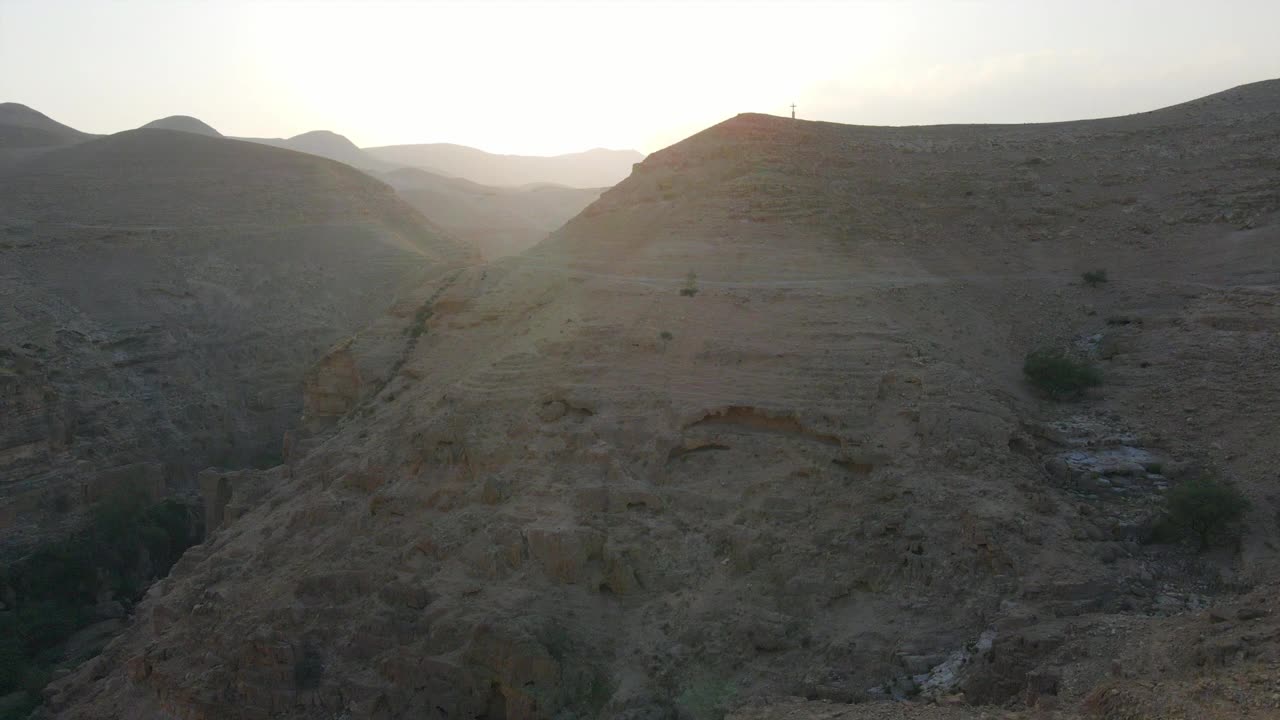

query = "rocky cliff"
[{"left": 45, "top": 81, "right": 1280, "bottom": 719}]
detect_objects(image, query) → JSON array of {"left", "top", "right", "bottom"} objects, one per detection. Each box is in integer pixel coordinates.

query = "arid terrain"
[
  {"left": 128, "top": 114, "right": 611, "bottom": 258},
  {"left": 4, "top": 79, "right": 1280, "bottom": 720},
  {"left": 10, "top": 79, "right": 1273, "bottom": 719},
  {"left": 0, "top": 127, "right": 471, "bottom": 554}
]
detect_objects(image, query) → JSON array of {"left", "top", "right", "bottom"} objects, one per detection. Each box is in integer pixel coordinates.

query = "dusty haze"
[{"left": 2, "top": 0, "right": 1279, "bottom": 154}]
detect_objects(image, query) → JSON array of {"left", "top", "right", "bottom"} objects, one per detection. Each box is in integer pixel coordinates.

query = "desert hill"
[
  {"left": 365, "top": 142, "right": 643, "bottom": 188},
  {"left": 0, "top": 100, "right": 619, "bottom": 262},
  {"left": 0, "top": 103, "right": 93, "bottom": 174},
  {"left": 44, "top": 78, "right": 1280, "bottom": 720},
  {"left": 382, "top": 166, "right": 603, "bottom": 259},
  {"left": 139, "top": 115, "right": 222, "bottom": 136},
  {"left": 0, "top": 102, "right": 91, "bottom": 144},
  {"left": 0, "top": 128, "right": 442, "bottom": 234},
  {"left": 243, "top": 129, "right": 396, "bottom": 173},
  {"left": 0, "top": 127, "right": 471, "bottom": 562},
  {"left": 133, "top": 117, "right": 389, "bottom": 169},
  {"left": 1, "top": 103, "right": 645, "bottom": 189},
  {"left": 0, "top": 122, "right": 80, "bottom": 152}
]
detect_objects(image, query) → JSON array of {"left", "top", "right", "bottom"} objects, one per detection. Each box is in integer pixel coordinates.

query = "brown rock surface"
[{"left": 46, "top": 80, "right": 1280, "bottom": 718}]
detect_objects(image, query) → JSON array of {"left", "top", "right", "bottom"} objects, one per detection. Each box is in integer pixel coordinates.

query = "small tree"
[
  {"left": 1023, "top": 349, "right": 1101, "bottom": 400},
  {"left": 1166, "top": 477, "right": 1250, "bottom": 551},
  {"left": 1081, "top": 269, "right": 1108, "bottom": 287}
]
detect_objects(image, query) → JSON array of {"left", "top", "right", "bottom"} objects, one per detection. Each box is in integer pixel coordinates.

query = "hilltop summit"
[
  {"left": 0, "top": 102, "right": 88, "bottom": 135},
  {"left": 140, "top": 114, "right": 222, "bottom": 136},
  {"left": 0, "top": 102, "right": 91, "bottom": 149},
  {"left": 243, "top": 129, "right": 390, "bottom": 171}
]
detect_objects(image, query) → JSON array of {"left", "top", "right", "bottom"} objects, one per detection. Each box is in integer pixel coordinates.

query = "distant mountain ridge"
[
  {"left": 366, "top": 142, "right": 643, "bottom": 188},
  {"left": 0, "top": 104, "right": 643, "bottom": 188},
  {"left": 0, "top": 103, "right": 628, "bottom": 260},
  {"left": 126, "top": 113, "right": 641, "bottom": 187},
  {"left": 241, "top": 129, "right": 396, "bottom": 172}
]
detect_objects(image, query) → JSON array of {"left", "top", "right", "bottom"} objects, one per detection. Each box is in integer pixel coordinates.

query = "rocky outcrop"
[{"left": 301, "top": 339, "right": 362, "bottom": 432}]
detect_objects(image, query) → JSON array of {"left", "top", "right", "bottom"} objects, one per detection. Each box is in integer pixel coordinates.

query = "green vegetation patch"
[
  {"left": 1023, "top": 348, "right": 1102, "bottom": 400},
  {"left": 1165, "top": 476, "right": 1251, "bottom": 551}
]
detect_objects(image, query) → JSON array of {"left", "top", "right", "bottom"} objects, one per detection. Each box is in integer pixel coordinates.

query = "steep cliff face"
[
  {"left": 47, "top": 82, "right": 1280, "bottom": 719},
  {"left": 0, "top": 129, "right": 471, "bottom": 554}
]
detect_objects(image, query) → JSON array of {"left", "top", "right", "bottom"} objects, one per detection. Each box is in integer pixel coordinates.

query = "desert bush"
[
  {"left": 1081, "top": 269, "right": 1108, "bottom": 286},
  {"left": 680, "top": 271, "right": 699, "bottom": 297},
  {"left": 1022, "top": 349, "right": 1101, "bottom": 400},
  {"left": 1166, "top": 476, "right": 1250, "bottom": 550}
]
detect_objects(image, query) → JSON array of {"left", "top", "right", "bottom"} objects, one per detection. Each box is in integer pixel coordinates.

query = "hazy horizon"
[{"left": 3, "top": 0, "right": 1279, "bottom": 156}]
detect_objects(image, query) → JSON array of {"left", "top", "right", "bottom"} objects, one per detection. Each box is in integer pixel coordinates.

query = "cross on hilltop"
[{"left": 790, "top": 103, "right": 796, "bottom": 119}]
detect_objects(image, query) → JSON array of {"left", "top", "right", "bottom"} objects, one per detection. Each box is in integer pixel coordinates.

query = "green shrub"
[
  {"left": 1023, "top": 349, "right": 1102, "bottom": 400},
  {"left": 1166, "top": 477, "right": 1250, "bottom": 550},
  {"left": 1081, "top": 269, "right": 1108, "bottom": 287},
  {"left": 680, "top": 271, "right": 699, "bottom": 297}
]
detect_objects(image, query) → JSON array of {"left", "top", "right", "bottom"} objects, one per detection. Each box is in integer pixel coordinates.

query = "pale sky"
[{"left": 2, "top": 0, "right": 1278, "bottom": 156}]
